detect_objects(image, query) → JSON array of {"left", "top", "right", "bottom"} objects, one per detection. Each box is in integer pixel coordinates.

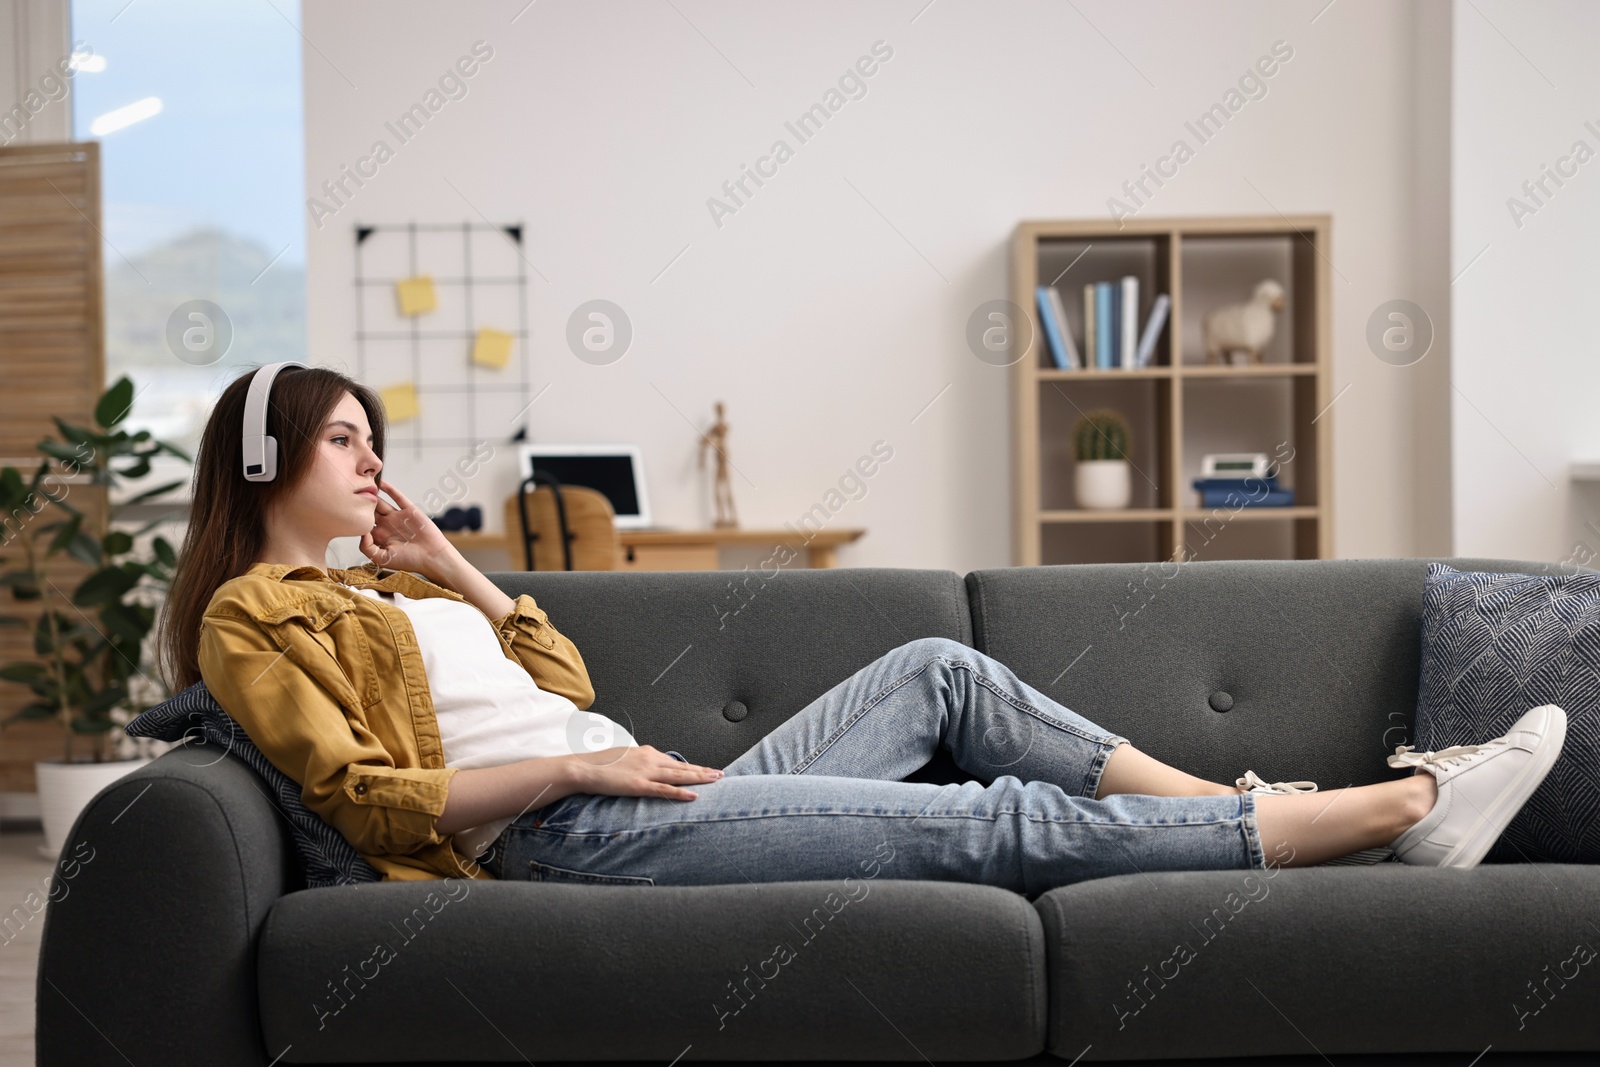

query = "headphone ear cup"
[
  {"left": 261, "top": 436, "right": 279, "bottom": 480},
  {"left": 241, "top": 360, "right": 306, "bottom": 481},
  {"left": 242, "top": 434, "right": 280, "bottom": 481}
]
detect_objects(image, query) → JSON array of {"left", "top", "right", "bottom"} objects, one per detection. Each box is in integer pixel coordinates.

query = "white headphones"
[{"left": 241, "top": 361, "right": 306, "bottom": 482}]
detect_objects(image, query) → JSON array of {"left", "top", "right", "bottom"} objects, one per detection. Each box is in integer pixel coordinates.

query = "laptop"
[{"left": 515, "top": 444, "right": 657, "bottom": 530}]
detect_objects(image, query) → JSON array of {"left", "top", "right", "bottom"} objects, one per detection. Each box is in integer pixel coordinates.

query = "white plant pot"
[
  {"left": 35, "top": 757, "right": 152, "bottom": 859},
  {"left": 1074, "top": 459, "right": 1133, "bottom": 510}
]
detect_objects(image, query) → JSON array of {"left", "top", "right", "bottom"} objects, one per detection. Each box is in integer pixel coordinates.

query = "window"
[{"left": 70, "top": 0, "right": 306, "bottom": 496}]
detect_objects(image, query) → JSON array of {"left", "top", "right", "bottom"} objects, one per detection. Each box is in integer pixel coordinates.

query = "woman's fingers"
[
  {"left": 661, "top": 767, "right": 721, "bottom": 792},
  {"left": 584, "top": 749, "right": 721, "bottom": 801},
  {"left": 644, "top": 765, "right": 720, "bottom": 800},
  {"left": 378, "top": 477, "right": 414, "bottom": 510},
  {"left": 657, "top": 757, "right": 721, "bottom": 781}
]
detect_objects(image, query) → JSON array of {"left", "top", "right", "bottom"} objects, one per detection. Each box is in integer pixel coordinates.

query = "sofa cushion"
[
  {"left": 258, "top": 878, "right": 1046, "bottom": 1061},
  {"left": 485, "top": 567, "right": 974, "bottom": 774},
  {"left": 124, "top": 680, "right": 381, "bottom": 888},
  {"left": 964, "top": 556, "right": 1555, "bottom": 796},
  {"left": 1414, "top": 562, "right": 1600, "bottom": 863},
  {"left": 1034, "top": 864, "right": 1600, "bottom": 1058}
]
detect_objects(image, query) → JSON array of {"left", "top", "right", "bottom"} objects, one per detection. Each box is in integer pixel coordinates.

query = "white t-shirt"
[{"left": 342, "top": 584, "right": 637, "bottom": 860}]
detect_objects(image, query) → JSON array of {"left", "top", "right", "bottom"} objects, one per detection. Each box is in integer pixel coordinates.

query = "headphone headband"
[{"left": 241, "top": 361, "right": 306, "bottom": 481}]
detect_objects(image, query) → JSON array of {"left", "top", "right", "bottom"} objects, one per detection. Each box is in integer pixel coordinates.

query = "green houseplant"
[
  {"left": 0, "top": 375, "right": 192, "bottom": 854},
  {"left": 1072, "top": 408, "right": 1133, "bottom": 510}
]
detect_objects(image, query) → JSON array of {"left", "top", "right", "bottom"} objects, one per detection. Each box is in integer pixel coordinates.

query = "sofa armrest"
[{"left": 36, "top": 747, "right": 297, "bottom": 1067}]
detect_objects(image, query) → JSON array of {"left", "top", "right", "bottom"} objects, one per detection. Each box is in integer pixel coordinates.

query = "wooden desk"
[{"left": 443, "top": 527, "right": 865, "bottom": 570}]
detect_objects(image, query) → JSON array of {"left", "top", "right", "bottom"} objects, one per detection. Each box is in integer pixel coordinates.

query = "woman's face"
[{"left": 271, "top": 390, "right": 384, "bottom": 542}]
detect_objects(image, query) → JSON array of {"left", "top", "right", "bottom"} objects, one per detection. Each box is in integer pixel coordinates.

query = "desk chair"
[{"left": 504, "top": 472, "right": 619, "bottom": 571}]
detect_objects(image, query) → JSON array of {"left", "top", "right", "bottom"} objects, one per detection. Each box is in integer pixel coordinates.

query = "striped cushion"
[
  {"left": 125, "top": 681, "right": 381, "bottom": 888},
  {"left": 1414, "top": 562, "right": 1600, "bottom": 863}
]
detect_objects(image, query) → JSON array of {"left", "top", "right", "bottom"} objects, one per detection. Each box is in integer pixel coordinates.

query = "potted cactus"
[{"left": 1072, "top": 408, "right": 1133, "bottom": 510}]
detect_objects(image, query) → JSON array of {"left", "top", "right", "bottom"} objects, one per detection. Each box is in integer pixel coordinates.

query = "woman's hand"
[
  {"left": 359, "top": 477, "right": 455, "bottom": 576},
  {"left": 568, "top": 744, "right": 723, "bottom": 801}
]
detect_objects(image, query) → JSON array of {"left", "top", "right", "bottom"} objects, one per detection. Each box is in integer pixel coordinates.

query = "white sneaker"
[
  {"left": 1236, "top": 770, "right": 1319, "bottom": 795},
  {"left": 1318, "top": 846, "right": 1396, "bottom": 866},
  {"left": 1385, "top": 704, "right": 1568, "bottom": 868}
]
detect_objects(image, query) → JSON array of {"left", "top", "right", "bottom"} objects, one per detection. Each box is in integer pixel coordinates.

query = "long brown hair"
[{"left": 157, "top": 364, "right": 387, "bottom": 689}]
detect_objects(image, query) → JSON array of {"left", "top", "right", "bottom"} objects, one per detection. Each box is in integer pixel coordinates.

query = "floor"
[{"left": 0, "top": 825, "right": 47, "bottom": 1067}]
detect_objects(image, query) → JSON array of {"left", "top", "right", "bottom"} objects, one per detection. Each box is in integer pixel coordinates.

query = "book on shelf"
[
  {"left": 1046, "top": 286, "right": 1080, "bottom": 368},
  {"left": 1196, "top": 487, "right": 1296, "bottom": 507},
  {"left": 1120, "top": 275, "right": 1138, "bottom": 370},
  {"left": 1193, "top": 476, "right": 1278, "bottom": 490},
  {"left": 1135, "top": 293, "right": 1169, "bottom": 368},
  {"left": 1035, "top": 286, "right": 1079, "bottom": 370},
  {"left": 1109, "top": 282, "right": 1122, "bottom": 368},
  {"left": 1192, "top": 476, "right": 1295, "bottom": 507},
  {"left": 1095, "top": 282, "right": 1114, "bottom": 369},
  {"left": 1035, "top": 286, "right": 1064, "bottom": 368},
  {"left": 1082, "top": 283, "right": 1097, "bottom": 368}
]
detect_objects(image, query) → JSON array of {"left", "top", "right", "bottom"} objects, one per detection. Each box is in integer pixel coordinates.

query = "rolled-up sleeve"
[
  {"left": 198, "top": 608, "right": 458, "bottom": 856},
  {"left": 490, "top": 593, "right": 596, "bottom": 709}
]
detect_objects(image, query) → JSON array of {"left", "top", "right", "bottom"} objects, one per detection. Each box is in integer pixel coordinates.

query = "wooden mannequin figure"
[{"left": 697, "top": 400, "right": 738, "bottom": 528}]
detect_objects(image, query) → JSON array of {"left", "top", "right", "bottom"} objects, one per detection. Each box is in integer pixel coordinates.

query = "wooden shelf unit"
[{"left": 1011, "top": 215, "right": 1333, "bottom": 565}]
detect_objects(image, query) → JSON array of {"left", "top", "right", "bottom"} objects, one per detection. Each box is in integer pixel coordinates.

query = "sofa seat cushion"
[
  {"left": 1034, "top": 865, "right": 1600, "bottom": 1059},
  {"left": 1415, "top": 562, "right": 1600, "bottom": 862},
  {"left": 258, "top": 879, "right": 1046, "bottom": 1061}
]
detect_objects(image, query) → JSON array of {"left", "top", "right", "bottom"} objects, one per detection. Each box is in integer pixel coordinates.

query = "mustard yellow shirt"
[{"left": 197, "top": 560, "right": 595, "bottom": 883}]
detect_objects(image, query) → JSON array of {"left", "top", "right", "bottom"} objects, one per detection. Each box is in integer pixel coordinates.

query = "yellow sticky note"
[
  {"left": 394, "top": 275, "right": 437, "bottom": 317},
  {"left": 472, "top": 327, "right": 514, "bottom": 369},
  {"left": 380, "top": 382, "right": 419, "bottom": 423}
]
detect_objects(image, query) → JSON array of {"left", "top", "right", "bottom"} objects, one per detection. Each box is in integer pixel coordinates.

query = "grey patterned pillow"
[
  {"left": 1414, "top": 563, "right": 1599, "bottom": 863},
  {"left": 125, "top": 681, "right": 382, "bottom": 888}
]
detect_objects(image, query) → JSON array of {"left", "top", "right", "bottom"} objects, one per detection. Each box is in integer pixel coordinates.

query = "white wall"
[
  {"left": 1409, "top": 0, "right": 1455, "bottom": 556},
  {"left": 1452, "top": 0, "right": 1600, "bottom": 565},
  {"left": 302, "top": 0, "right": 1454, "bottom": 572}
]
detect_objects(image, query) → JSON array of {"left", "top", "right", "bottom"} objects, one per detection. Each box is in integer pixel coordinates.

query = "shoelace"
[
  {"left": 1236, "top": 770, "right": 1319, "bottom": 794},
  {"left": 1387, "top": 737, "right": 1508, "bottom": 772}
]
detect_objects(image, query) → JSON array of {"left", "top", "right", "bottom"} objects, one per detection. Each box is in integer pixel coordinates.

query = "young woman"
[{"left": 156, "top": 364, "right": 1567, "bottom": 891}]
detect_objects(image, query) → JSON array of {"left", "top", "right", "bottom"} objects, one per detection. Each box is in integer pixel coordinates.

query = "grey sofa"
[{"left": 35, "top": 557, "right": 1600, "bottom": 1065}]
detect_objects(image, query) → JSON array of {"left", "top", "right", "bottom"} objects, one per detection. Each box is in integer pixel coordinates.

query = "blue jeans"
[{"left": 478, "top": 637, "right": 1267, "bottom": 896}]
